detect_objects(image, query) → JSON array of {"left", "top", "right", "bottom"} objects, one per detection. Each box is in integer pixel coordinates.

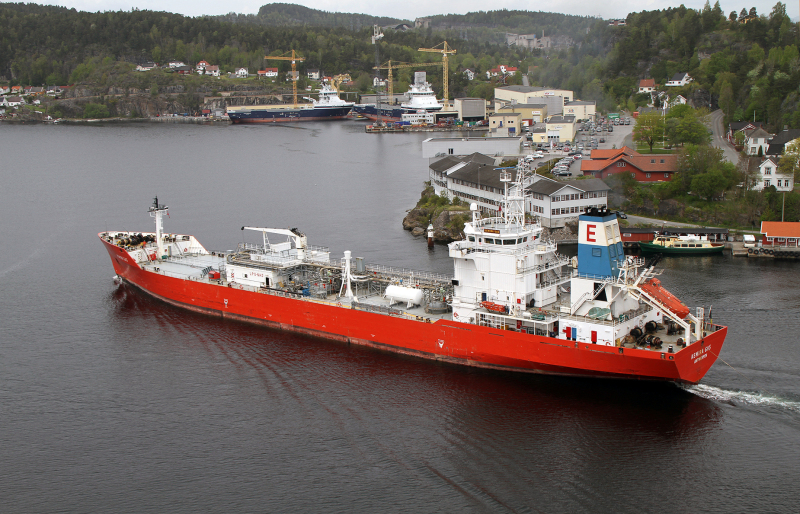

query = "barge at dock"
[{"left": 100, "top": 167, "right": 726, "bottom": 383}]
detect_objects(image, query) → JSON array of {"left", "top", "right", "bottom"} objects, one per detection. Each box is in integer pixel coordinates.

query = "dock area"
[{"left": 727, "top": 241, "right": 800, "bottom": 258}]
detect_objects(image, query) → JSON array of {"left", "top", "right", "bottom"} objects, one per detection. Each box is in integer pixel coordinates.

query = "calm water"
[{"left": 1, "top": 122, "right": 799, "bottom": 513}]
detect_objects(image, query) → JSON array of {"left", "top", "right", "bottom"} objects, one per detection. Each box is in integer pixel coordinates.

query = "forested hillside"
[
  {"left": 1, "top": 2, "right": 799, "bottom": 131},
  {"left": 526, "top": 2, "right": 800, "bottom": 130},
  {"left": 215, "top": 3, "right": 407, "bottom": 30}
]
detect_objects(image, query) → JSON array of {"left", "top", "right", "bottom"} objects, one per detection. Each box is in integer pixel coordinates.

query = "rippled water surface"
[{"left": 1, "top": 122, "right": 799, "bottom": 513}]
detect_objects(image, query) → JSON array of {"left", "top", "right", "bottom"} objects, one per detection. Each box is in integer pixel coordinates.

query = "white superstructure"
[
  {"left": 305, "top": 84, "right": 354, "bottom": 108},
  {"left": 447, "top": 161, "right": 706, "bottom": 348},
  {"left": 401, "top": 72, "right": 443, "bottom": 112}
]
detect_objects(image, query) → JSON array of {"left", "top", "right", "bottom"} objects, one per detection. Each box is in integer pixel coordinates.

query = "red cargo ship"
[{"left": 100, "top": 168, "right": 725, "bottom": 383}]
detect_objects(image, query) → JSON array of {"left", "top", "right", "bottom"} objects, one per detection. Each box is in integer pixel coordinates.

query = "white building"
[
  {"left": 665, "top": 72, "right": 692, "bottom": 87},
  {"left": 527, "top": 177, "right": 610, "bottom": 228},
  {"left": 235, "top": 68, "right": 249, "bottom": 78},
  {"left": 1, "top": 96, "right": 25, "bottom": 107},
  {"left": 422, "top": 136, "right": 522, "bottom": 159},
  {"left": 745, "top": 127, "right": 771, "bottom": 156},
  {"left": 428, "top": 153, "right": 610, "bottom": 226},
  {"left": 754, "top": 157, "right": 793, "bottom": 191},
  {"left": 463, "top": 69, "right": 475, "bottom": 81}
]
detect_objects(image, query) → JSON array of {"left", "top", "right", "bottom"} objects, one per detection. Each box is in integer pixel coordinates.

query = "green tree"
[
  {"left": 83, "top": 103, "right": 110, "bottom": 118},
  {"left": 691, "top": 170, "right": 727, "bottom": 200},
  {"left": 633, "top": 111, "right": 665, "bottom": 152}
]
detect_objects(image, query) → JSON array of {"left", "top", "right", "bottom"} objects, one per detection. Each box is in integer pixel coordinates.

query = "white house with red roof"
[
  {"left": 258, "top": 68, "right": 279, "bottom": 78},
  {"left": 195, "top": 60, "right": 209, "bottom": 73},
  {"left": 638, "top": 79, "right": 656, "bottom": 93},
  {"left": 761, "top": 221, "right": 800, "bottom": 247}
]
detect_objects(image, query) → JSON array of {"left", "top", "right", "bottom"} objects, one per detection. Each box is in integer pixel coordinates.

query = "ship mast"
[
  {"left": 497, "top": 161, "right": 529, "bottom": 228},
  {"left": 148, "top": 196, "right": 168, "bottom": 258}
]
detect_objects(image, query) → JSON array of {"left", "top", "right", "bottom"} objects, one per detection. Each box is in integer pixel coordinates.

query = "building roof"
[
  {"left": 766, "top": 129, "right": 800, "bottom": 155},
  {"left": 528, "top": 177, "right": 610, "bottom": 196},
  {"left": 447, "top": 162, "right": 505, "bottom": 189},
  {"left": 429, "top": 156, "right": 464, "bottom": 173},
  {"left": 564, "top": 100, "right": 595, "bottom": 106},
  {"left": 547, "top": 115, "right": 576, "bottom": 124},
  {"left": 639, "top": 78, "right": 656, "bottom": 88},
  {"left": 429, "top": 152, "right": 496, "bottom": 173},
  {"left": 590, "top": 147, "right": 639, "bottom": 160},
  {"left": 670, "top": 72, "right": 689, "bottom": 82},
  {"left": 730, "top": 121, "right": 765, "bottom": 133},
  {"left": 581, "top": 150, "right": 677, "bottom": 173},
  {"left": 768, "top": 128, "right": 800, "bottom": 145},
  {"left": 498, "top": 103, "right": 547, "bottom": 109},
  {"left": 761, "top": 221, "right": 800, "bottom": 238},
  {"left": 759, "top": 157, "right": 779, "bottom": 168},
  {"left": 496, "top": 86, "right": 547, "bottom": 93},
  {"left": 747, "top": 127, "right": 771, "bottom": 140}
]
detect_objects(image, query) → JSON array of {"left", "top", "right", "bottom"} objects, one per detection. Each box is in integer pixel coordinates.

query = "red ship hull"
[{"left": 101, "top": 236, "right": 726, "bottom": 384}]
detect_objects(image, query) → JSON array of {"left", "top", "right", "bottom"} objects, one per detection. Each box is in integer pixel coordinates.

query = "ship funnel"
[{"left": 577, "top": 207, "right": 624, "bottom": 279}]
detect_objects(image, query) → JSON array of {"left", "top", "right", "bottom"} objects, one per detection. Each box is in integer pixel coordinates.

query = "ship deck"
[{"left": 130, "top": 248, "right": 717, "bottom": 354}]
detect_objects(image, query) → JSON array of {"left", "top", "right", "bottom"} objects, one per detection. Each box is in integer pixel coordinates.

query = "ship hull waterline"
[
  {"left": 102, "top": 236, "right": 725, "bottom": 384},
  {"left": 227, "top": 105, "right": 353, "bottom": 124}
]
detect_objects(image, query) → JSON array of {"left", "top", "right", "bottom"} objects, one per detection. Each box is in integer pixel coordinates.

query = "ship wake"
[{"left": 684, "top": 384, "right": 800, "bottom": 413}]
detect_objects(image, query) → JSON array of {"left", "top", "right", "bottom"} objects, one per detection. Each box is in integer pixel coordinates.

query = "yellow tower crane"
[
  {"left": 264, "top": 50, "right": 305, "bottom": 108},
  {"left": 417, "top": 41, "right": 456, "bottom": 109},
  {"left": 372, "top": 60, "right": 443, "bottom": 102}
]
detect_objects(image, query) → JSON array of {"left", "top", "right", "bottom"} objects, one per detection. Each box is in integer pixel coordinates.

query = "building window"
[
  {"left": 664, "top": 173, "right": 669, "bottom": 178},
  {"left": 616, "top": 162, "right": 626, "bottom": 167},
  {"left": 631, "top": 173, "right": 636, "bottom": 177},
  {"left": 660, "top": 159, "right": 665, "bottom": 163},
  {"left": 765, "top": 180, "right": 771, "bottom": 187},
  {"left": 646, "top": 173, "right": 651, "bottom": 178},
  {"left": 448, "top": 148, "right": 454, "bottom": 154},
  {"left": 651, "top": 159, "right": 655, "bottom": 163},
  {"left": 778, "top": 180, "right": 782, "bottom": 187},
  {"left": 764, "top": 168, "right": 771, "bottom": 175}
]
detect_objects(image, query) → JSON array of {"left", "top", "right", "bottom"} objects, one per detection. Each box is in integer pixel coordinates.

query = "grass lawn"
[{"left": 635, "top": 142, "right": 675, "bottom": 154}]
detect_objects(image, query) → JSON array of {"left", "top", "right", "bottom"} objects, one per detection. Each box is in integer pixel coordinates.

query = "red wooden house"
[
  {"left": 581, "top": 147, "right": 677, "bottom": 182},
  {"left": 761, "top": 221, "right": 800, "bottom": 247}
]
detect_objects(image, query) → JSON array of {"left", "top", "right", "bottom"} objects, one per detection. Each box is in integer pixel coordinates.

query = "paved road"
[
  {"left": 624, "top": 214, "right": 708, "bottom": 228},
  {"left": 708, "top": 109, "right": 740, "bottom": 165}
]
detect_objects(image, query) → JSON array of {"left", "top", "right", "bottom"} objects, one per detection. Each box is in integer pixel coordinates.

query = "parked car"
[
  {"left": 600, "top": 137, "right": 605, "bottom": 143},
  {"left": 532, "top": 151, "right": 544, "bottom": 158},
  {"left": 572, "top": 154, "right": 582, "bottom": 160},
  {"left": 568, "top": 151, "right": 581, "bottom": 156},
  {"left": 614, "top": 210, "right": 627, "bottom": 219}
]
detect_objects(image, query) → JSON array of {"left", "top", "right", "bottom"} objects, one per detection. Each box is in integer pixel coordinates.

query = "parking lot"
[{"left": 522, "top": 117, "right": 635, "bottom": 179}]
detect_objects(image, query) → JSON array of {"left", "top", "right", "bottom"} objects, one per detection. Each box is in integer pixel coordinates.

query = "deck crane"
[
  {"left": 417, "top": 41, "right": 456, "bottom": 109},
  {"left": 264, "top": 50, "right": 305, "bottom": 108},
  {"left": 372, "top": 60, "right": 443, "bottom": 102}
]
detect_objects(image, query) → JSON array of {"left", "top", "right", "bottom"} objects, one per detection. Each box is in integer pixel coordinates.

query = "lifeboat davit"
[{"left": 639, "top": 278, "right": 690, "bottom": 319}]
